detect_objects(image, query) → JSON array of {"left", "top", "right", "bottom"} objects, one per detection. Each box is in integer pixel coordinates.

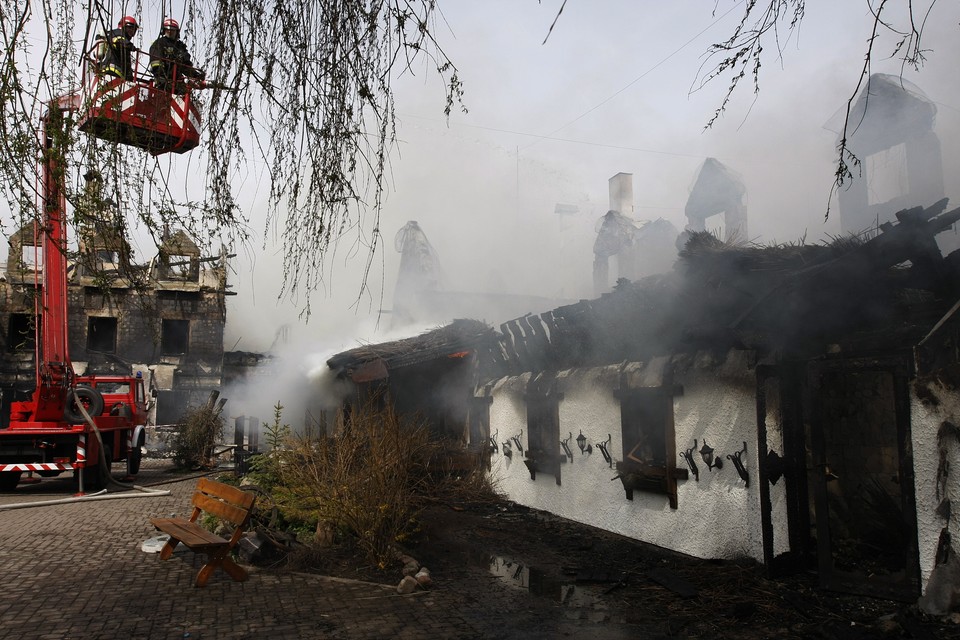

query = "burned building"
[
  {"left": 683, "top": 157, "right": 747, "bottom": 241},
  {"left": 325, "top": 319, "right": 497, "bottom": 444},
  {"left": 324, "top": 199, "right": 960, "bottom": 609},
  {"left": 593, "top": 173, "right": 679, "bottom": 295},
  {"left": 390, "top": 220, "right": 570, "bottom": 329},
  {"left": 0, "top": 223, "right": 233, "bottom": 428},
  {"left": 391, "top": 220, "right": 443, "bottom": 328},
  {"left": 829, "top": 73, "right": 946, "bottom": 240}
]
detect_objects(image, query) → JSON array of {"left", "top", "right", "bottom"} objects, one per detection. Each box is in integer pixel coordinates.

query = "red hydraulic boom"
[{"left": 0, "top": 47, "right": 207, "bottom": 492}]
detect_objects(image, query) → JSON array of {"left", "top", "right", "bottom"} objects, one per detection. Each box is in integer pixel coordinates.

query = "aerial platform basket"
[{"left": 76, "top": 62, "right": 201, "bottom": 155}]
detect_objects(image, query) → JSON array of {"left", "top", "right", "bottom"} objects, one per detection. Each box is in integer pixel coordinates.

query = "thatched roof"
[
  {"left": 491, "top": 200, "right": 960, "bottom": 376},
  {"left": 326, "top": 318, "right": 497, "bottom": 381},
  {"left": 327, "top": 200, "right": 960, "bottom": 382}
]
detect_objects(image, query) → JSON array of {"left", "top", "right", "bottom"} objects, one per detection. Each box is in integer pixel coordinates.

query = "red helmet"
[
  {"left": 119, "top": 16, "right": 138, "bottom": 29},
  {"left": 162, "top": 18, "right": 180, "bottom": 30}
]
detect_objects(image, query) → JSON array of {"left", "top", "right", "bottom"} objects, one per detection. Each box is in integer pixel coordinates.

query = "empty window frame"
[
  {"left": 94, "top": 249, "right": 120, "bottom": 274},
  {"left": 7, "top": 313, "right": 36, "bottom": 352},
  {"left": 164, "top": 254, "right": 199, "bottom": 281},
  {"left": 87, "top": 316, "right": 118, "bottom": 353},
  {"left": 20, "top": 243, "right": 41, "bottom": 270},
  {"left": 525, "top": 394, "right": 562, "bottom": 485},
  {"left": 468, "top": 396, "right": 493, "bottom": 449},
  {"left": 161, "top": 319, "right": 190, "bottom": 356},
  {"left": 616, "top": 387, "right": 682, "bottom": 507},
  {"left": 620, "top": 389, "right": 671, "bottom": 467}
]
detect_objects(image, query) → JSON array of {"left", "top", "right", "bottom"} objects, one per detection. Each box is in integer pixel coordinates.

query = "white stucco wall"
[
  {"left": 911, "top": 380, "right": 960, "bottom": 589},
  {"left": 487, "top": 349, "right": 771, "bottom": 561},
  {"left": 759, "top": 375, "right": 792, "bottom": 560}
]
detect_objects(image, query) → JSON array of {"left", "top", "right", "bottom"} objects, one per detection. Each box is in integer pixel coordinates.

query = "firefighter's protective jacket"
[
  {"left": 149, "top": 35, "right": 203, "bottom": 92},
  {"left": 95, "top": 28, "right": 137, "bottom": 79}
]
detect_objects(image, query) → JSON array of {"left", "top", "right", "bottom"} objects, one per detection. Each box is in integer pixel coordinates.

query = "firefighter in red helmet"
[
  {"left": 149, "top": 18, "right": 205, "bottom": 94},
  {"left": 95, "top": 16, "right": 140, "bottom": 80}
]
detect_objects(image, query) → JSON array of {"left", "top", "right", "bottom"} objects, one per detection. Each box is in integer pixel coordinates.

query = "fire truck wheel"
[
  {"left": 0, "top": 471, "right": 23, "bottom": 492},
  {"left": 127, "top": 443, "right": 143, "bottom": 476},
  {"left": 64, "top": 386, "right": 105, "bottom": 423}
]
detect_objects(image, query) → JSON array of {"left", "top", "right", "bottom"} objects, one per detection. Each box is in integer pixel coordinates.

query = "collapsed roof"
[
  {"left": 495, "top": 199, "right": 960, "bottom": 376},
  {"left": 327, "top": 318, "right": 498, "bottom": 383},
  {"left": 328, "top": 200, "right": 960, "bottom": 383}
]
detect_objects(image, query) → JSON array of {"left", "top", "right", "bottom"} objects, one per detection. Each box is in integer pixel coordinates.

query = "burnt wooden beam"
[
  {"left": 731, "top": 201, "right": 960, "bottom": 331},
  {"left": 519, "top": 314, "right": 550, "bottom": 371}
]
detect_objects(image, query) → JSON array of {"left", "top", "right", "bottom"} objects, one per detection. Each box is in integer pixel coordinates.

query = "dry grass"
[
  {"left": 269, "top": 399, "right": 495, "bottom": 568},
  {"left": 171, "top": 403, "right": 224, "bottom": 470}
]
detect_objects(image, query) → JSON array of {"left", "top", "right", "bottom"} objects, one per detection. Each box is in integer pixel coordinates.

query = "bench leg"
[
  {"left": 220, "top": 556, "right": 249, "bottom": 582},
  {"left": 195, "top": 550, "right": 248, "bottom": 587},
  {"left": 159, "top": 537, "right": 181, "bottom": 561}
]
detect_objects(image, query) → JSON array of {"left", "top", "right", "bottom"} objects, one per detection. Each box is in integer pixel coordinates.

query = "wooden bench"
[{"left": 150, "top": 477, "right": 256, "bottom": 587}]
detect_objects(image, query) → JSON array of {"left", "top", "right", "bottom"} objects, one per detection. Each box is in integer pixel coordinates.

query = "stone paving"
[{"left": 0, "top": 461, "right": 646, "bottom": 639}]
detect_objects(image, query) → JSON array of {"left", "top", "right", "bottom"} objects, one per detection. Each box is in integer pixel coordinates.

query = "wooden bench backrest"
[{"left": 190, "top": 477, "right": 256, "bottom": 528}]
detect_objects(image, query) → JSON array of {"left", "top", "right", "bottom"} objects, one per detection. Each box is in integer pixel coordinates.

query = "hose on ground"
[
  {"left": 75, "top": 394, "right": 170, "bottom": 496},
  {"left": 0, "top": 397, "right": 171, "bottom": 511}
]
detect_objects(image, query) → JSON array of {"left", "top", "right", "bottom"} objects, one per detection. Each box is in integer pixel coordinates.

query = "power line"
[
  {"left": 397, "top": 112, "right": 706, "bottom": 160},
  {"left": 522, "top": 1, "right": 745, "bottom": 151}
]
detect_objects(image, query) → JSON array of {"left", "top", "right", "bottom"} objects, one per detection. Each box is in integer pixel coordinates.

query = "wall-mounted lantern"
[
  {"left": 596, "top": 434, "right": 612, "bottom": 468},
  {"left": 502, "top": 440, "right": 512, "bottom": 458},
  {"left": 576, "top": 430, "right": 592, "bottom": 455},
  {"left": 699, "top": 439, "right": 723, "bottom": 471},
  {"left": 727, "top": 441, "right": 749, "bottom": 486},
  {"left": 560, "top": 432, "right": 574, "bottom": 463},
  {"left": 680, "top": 439, "right": 700, "bottom": 482},
  {"left": 489, "top": 430, "right": 499, "bottom": 454}
]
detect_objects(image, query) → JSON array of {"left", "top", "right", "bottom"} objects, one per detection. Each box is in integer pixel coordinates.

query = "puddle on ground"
[{"left": 484, "top": 555, "right": 607, "bottom": 609}]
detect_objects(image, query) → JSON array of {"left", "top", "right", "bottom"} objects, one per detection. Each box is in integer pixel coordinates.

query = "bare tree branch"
[
  {"left": 695, "top": 0, "right": 940, "bottom": 220},
  {"left": 0, "top": 0, "right": 465, "bottom": 319}
]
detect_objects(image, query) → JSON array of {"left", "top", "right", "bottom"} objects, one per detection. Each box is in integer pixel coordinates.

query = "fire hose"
[{"left": 0, "top": 395, "right": 170, "bottom": 511}]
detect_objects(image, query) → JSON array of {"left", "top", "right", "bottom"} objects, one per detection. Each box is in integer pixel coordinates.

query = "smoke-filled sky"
[
  {"left": 4, "top": 2, "right": 960, "bottom": 422},
  {"left": 226, "top": 1, "right": 960, "bottom": 359}
]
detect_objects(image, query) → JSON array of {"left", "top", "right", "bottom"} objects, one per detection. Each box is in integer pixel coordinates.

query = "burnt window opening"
[
  {"left": 161, "top": 253, "right": 200, "bottom": 282},
  {"left": 615, "top": 387, "right": 683, "bottom": 507},
  {"left": 20, "top": 244, "right": 40, "bottom": 270},
  {"left": 524, "top": 392, "right": 562, "bottom": 485},
  {"left": 87, "top": 316, "right": 117, "bottom": 353},
  {"left": 161, "top": 319, "right": 190, "bottom": 356},
  {"left": 7, "top": 314, "right": 36, "bottom": 352},
  {"left": 468, "top": 395, "right": 493, "bottom": 449},
  {"left": 93, "top": 249, "right": 120, "bottom": 274},
  {"left": 468, "top": 395, "right": 494, "bottom": 469}
]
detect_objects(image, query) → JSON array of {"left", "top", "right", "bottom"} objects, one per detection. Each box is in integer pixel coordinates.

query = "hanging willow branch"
[
  {"left": 0, "top": 0, "right": 463, "bottom": 318},
  {"left": 693, "top": 0, "right": 939, "bottom": 218}
]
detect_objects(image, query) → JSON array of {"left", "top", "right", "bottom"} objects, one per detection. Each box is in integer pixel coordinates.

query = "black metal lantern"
[
  {"left": 576, "top": 430, "right": 590, "bottom": 454},
  {"left": 699, "top": 439, "right": 723, "bottom": 471}
]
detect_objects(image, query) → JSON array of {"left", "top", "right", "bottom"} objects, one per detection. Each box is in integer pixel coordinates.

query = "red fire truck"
[{"left": 0, "top": 46, "right": 204, "bottom": 492}]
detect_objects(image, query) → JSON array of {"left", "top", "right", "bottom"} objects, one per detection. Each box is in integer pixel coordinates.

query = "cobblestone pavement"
[{"left": 0, "top": 461, "right": 649, "bottom": 640}]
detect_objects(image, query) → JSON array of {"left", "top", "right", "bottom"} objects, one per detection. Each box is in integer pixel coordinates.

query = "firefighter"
[
  {"left": 95, "top": 16, "right": 140, "bottom": 80},
  {"left": 149, "top": 18, "right": 205, "bottom": 94}
]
